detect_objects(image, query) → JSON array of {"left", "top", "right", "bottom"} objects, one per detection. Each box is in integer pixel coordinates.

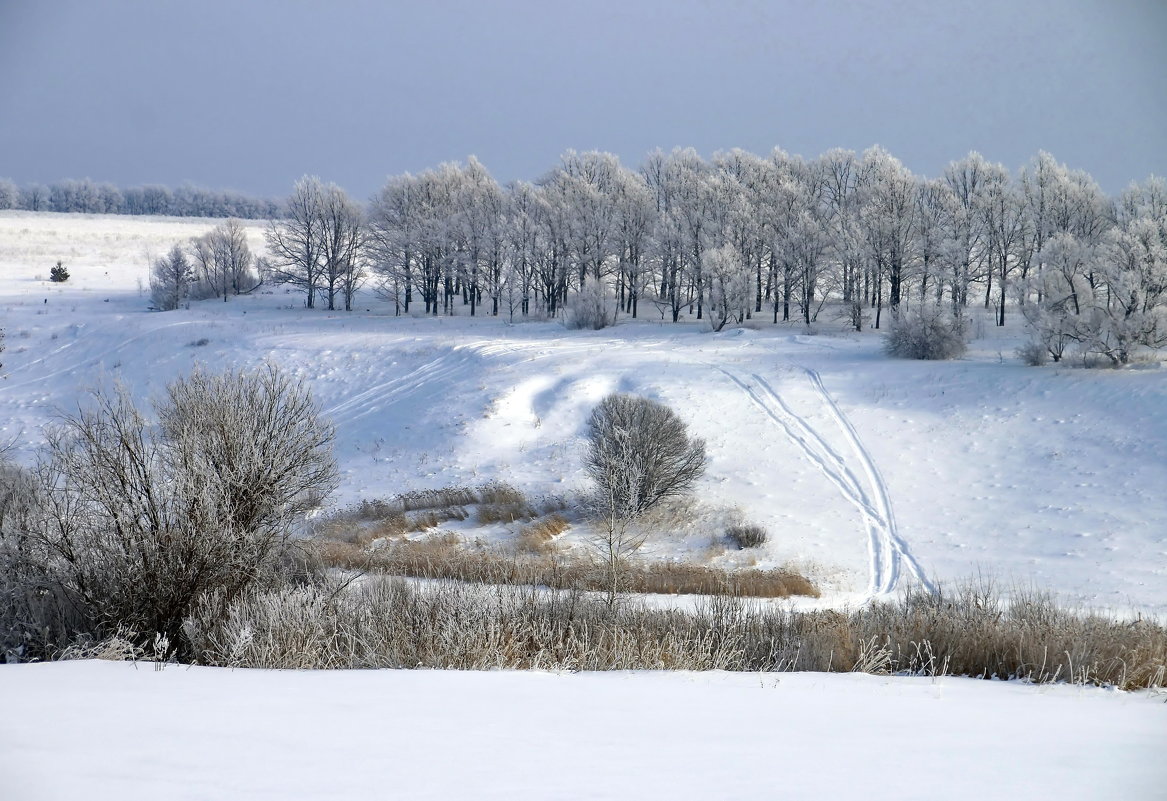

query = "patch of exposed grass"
[
  {"left": 314, "top": 529, "right": 818, "bottom": 600},
  {"left": 478, "top": 500, "right": 537, "bottom": 525},
  {"left": 516, "top": 515, "right": 570, "bottom": 554}
]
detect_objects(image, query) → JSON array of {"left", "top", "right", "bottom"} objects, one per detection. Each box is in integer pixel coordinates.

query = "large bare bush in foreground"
[{"left": 1, "top": 365, "right": 337, "bottom": 659}]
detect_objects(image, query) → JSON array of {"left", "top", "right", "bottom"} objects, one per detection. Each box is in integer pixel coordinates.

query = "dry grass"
[
  {"left": 516, "top": 515, "right": 570, "bottom": 554},
  {"left": 624, "top": 562, "right": 817, "bottom": 598},
  {"left": 184, "top": 577, "right": 1167, "bottom": 688},
  {"left": 477, "top": 501, "right": 537, "bottom": 525},
  {"left": 313, "top": 530, "right": 818, "bottom": 600},
  {"left": 408, "top": 507, "right": 469, "bottom": 531}
]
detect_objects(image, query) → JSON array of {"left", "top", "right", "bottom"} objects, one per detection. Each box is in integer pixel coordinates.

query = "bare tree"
[
  {"left": 317, "top": 185, "right": 366, "bottom": 311},
  {"left": 209, "top": 218, "right": 258, "bottom": 299},
  {"left": 266, "top": 177, "right": 327, "bottom": 309},
  {"left": 584, "top": 394, "right": 706, "bottom": 604}
]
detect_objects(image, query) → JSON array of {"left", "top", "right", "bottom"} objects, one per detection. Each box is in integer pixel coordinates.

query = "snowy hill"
[{"left": 2, "top": 211, "right": 1165, "bottom": 615}]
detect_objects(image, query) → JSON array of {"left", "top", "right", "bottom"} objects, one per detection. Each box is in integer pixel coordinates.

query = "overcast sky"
[{"left": 1, "top": 0, "right": 1164, "bottom": 199}]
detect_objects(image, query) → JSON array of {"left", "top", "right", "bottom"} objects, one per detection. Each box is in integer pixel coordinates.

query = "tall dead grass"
[
  {"left": 183, "top": 577, "right": 1167, "bottom": 689},
  {"left": 316, "top": 534, "right": 818, "bottom": 600}
]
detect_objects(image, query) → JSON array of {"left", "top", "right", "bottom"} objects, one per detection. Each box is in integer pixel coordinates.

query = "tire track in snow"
[
  {"left": 321, "top": 338, "right": 604, "bottom": 429},
  {"left": 0, "top": 320, "right": 205, "bottom": 392},
  {"left": 802, "top": 367, "right": 935, "bottom": 594},
  {"left": 324, "top": 349, "right": 475, "bottom": 427},
  {"left": 719, "top": 367, "right": 934, "bottom": 598}
]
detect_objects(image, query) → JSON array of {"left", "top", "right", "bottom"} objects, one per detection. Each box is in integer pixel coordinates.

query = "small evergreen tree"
[{"left": 49, "top": 261, "right": 69, "bottom": 282}]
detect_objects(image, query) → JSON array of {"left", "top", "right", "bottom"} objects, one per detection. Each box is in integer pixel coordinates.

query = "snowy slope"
[
  {"left": 1, "top": 661, "right": 1164, "bottom": 801},
  {"left": 2, "top": 211, "right": 1165, "bottom": 614}
]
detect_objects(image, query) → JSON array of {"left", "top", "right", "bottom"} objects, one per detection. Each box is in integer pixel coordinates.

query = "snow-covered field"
[
  {"left": 2, "top": 211, "right": 1165, "bottom": 798},
  {"left": 2, "top": 660, "right": 1164, "bottom": 801},
  {"left": 3, "top": 210, "right": 1165, "bottom": 614}
]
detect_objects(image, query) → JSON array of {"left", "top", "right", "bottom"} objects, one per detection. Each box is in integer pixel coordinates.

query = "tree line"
[
  {"left": 128, "top": 146, "right": 1167, "bottom": 363},
  {"left": 259, "top": 148, "right": 1166, "bottom": 363},
  {"left": 0, "top": 177, "right": 281, "bottom": 219}
]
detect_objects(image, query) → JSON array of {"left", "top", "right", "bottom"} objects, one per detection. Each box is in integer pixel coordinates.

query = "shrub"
[
  {"left": 883, "top": 307, "right": 967, "bottom": 360},
  {"left": 0, "top": 364, "right": 338, "bottom": 659},
  {"left": 49, "top": 261, "right": 69, "bottom": 282},
  {"left": 1016, "top": 340, "right": 1049, "bottom": 367},
  {"left": 563, "top": 281, "right": 614, "bottom": 330},
  {"left": 726, "top": 523, "right": 767, "bottom": 549}
]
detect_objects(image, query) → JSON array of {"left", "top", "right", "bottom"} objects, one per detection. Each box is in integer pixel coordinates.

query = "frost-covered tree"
[
  {"left": 913, "top": 179, "right": 957, "bottom": 307},
  {"left": 500, "top": 180, "right": 543, "bottom": 318},
  {"left": 449, "top": 157, "right": 504, "bottom": 316},
  {"left": 980, "top": 169, "right": 1029, "bottom": 325},
  {"left": 0, "top": 179, "right": 17, "bottom": 210},
  {"left": 612, "top": 165, "right": 656, "bottom": 318},
  {"left": 943, "top": 152, "right": 992, "bottom": 315},
  {"left": 266, "top": 177, "right": 327, "bottom": 309},
  {"left": 860, "top": 147, "right": 918, "bottom": 327},
  {"left": 1022, "top": 233, "right": 1089, "bottom": 363},
  {"left": 150, "top": 244, "right": 194, "bottom": 311},
  {"left": 19, "top": 183, "right": 48, "bottom": 211},
  {"left": 317, "top": 185, "right": 366, "bottom": 312},
  {"left": 369, "top": 172, "right": 423, "bottom": 315},
  {"left": 1090, "top": 214, "right": 1167, "bottom": 363},
  {"left": 703, "top": 244, "right": 751, "bottom": 331},
  {"left": 584, "top": 393, "right": 706, "bottom": 605}
]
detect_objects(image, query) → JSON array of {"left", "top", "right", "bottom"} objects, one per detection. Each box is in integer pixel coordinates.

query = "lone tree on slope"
[{"left": 584, "top": 393, "right": 706, "bottom": 604}]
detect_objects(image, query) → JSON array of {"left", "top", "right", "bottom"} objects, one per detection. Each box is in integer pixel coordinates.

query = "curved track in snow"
[
  {"left": 323, "top": 337, "right": 620, "bottom": 429},
  {"left": 719, "top": 366, "right": 934, "bottom": 598}
]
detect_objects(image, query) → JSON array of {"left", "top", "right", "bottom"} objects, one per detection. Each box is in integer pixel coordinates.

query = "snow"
[
  {"left": 1, "top": 661, "right": 1164, "bottom": 801},
  {"left": 3, "top": 210, "right": 1165, "bottom": 614},
  {"left": 3, "top": 211, "right": 1166, "bottom": 799}
]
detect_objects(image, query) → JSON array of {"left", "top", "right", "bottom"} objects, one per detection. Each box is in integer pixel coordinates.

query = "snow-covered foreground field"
[
  {"left": 2, "top": 661, "right": 1164, "bottom": 801},
  {"left": 3, "top": 211, "right": 1165, "bottom": 614}
]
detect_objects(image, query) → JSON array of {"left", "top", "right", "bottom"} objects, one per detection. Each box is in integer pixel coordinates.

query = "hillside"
[{"left": 2, "top": 211, "right": 1164, "bottom": 615}]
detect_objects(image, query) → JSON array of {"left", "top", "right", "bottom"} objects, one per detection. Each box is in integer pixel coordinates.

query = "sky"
[{"left": 0, "top": 0, "right": 1164, "bottom": 200}]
